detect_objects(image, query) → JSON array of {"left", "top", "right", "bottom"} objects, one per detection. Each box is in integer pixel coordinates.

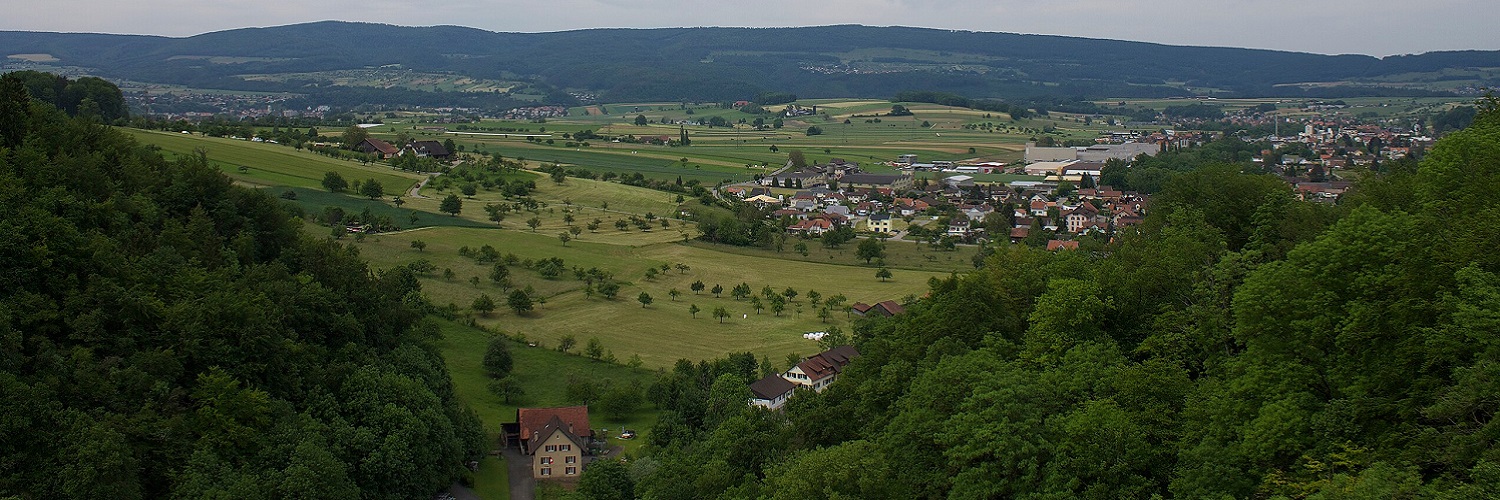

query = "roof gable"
[
  {"left": 517, "top": 406, "right": 590, "bottom": 441},
  {"left": 794, "top": 345, "right": 861, "bottom": 381}
]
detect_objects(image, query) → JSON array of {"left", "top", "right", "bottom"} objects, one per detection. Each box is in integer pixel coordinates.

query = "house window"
[
  {"left": 560, "top": 444, "right": 571, "bottom": 451},
  {"left": 565, "top": 456, "right": 577, "bottom": 464},
  {"left": 541, "top": 468, "right": 552, "bottom": 476},
  {"left": 541, "top": 457, "right": 553, "bottom": 465},
  {"left": 544, "top": 445, "right": 556, "bottom": 452},
  {"left": 566, "top": 467, "right": 577, "bottom": 475}
]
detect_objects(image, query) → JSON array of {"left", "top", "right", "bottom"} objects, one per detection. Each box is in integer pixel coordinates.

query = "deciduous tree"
[
  {"left": 483, "top": 337, "right": 513, "bottom": 378},
  {"left": 472, "top": 293, "right": 496, "bottom": 316},
  {"left": 322, "top": 171, "right": 347, "bottom": 192},
  {"left": 507, "top": 289, "right": 534, "bottom": 315},
  {"left": 440, "top": 194, "right": 463, "bottom": 215}
]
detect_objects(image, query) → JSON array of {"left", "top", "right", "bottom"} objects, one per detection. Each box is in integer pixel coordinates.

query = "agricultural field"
[
  {"left": 123, "top": 101, "right": 1064, "bottom": 387},
  {"left": 124, "top": 128, "right": 424, "bottom": 196},
  {"left": 353, "top": 224, "right": 946, "bottom": 369},
  {"left": 366, "top": 98, "right": 1114, "bottom": 186}
]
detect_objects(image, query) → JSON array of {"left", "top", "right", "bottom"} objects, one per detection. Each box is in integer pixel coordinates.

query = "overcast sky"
[{"left": 3, "top": 0, "right": 1496, "bottom": 56}]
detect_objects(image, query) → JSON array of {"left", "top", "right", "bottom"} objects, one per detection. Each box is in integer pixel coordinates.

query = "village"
[{"left": 718, "top": 113, "right": 1429, "bottom": 251}]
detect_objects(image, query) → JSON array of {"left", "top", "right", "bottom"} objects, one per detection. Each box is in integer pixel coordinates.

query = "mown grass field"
[
  {"left": 682, "top": 236, "right": 978, "bottom": 273},
  {"left": 424, "top": 171, "right": 684, "bottom": 220},
  {"left": 124, "top": 128, "right": 424, "bottom": 196},
  {"left": 275, "top": 186, "right": 496, "bottom": 229},
  {"left": 354, "top": 225, "right": 945, "bottom": 368}
]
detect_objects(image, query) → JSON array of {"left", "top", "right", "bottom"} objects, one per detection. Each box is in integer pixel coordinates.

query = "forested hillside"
[
  {"left": 3, "top": 22, "right": 1495, "bottom": 102},
  {"left": 0, "top": 75, "right": 484, "bottom": 498},
  {"left": 629, "top": 99, "right": 1500, "bottom": 498}
]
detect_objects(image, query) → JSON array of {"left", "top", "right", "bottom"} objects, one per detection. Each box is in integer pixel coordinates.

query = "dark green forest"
[
  {"left": 623, "top": 100, "right": 1500, "bottom": 499},
  {"left": 0, "top": 76, "right": 484, "bottom": 498},
  {"left": 2, "top": 23, "right": 1493, "bottom": 102}
]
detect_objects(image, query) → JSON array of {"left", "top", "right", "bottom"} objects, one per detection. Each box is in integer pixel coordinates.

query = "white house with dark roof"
[
  {"left": 746, "top": 346, "right": 861, "bottom": 408},
  {"left": 749, "top": 374, "right": 797, "bottom": 410}
]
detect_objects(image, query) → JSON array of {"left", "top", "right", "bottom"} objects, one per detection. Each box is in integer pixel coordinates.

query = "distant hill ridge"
[{"left": 3, "top": 21, "right": 1497, "bottom": 102}]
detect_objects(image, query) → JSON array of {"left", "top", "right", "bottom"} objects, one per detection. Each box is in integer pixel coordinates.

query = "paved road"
[
  {"left": 500, "top": 447, "right": 535, "bottom": 500},
  {"left": 407, "top": 173, "right": 437, "bottom": 199}
]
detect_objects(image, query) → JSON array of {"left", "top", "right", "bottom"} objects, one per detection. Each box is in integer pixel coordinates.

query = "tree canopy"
[
  {"left": 631, "top": 97, "right": 1500, "bottom": 499},
  {"left": 0, "top": 85, "right": 483, "bottom": 499}
]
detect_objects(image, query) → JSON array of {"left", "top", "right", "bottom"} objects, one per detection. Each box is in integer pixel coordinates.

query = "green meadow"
[
  {"left": 356, "top": 224, "right": 945, "bottom": 369},
  {"left": 124, "top": 128, "right": 424, "bottom": 195}
]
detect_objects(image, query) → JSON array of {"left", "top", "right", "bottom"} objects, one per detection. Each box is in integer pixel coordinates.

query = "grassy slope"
[
  {"left": 425, "top": 174, "right": 683, "bottom": 222},
  {"left": 123, "top": 128, "right": 424, "bottom": 195},
  {"left": 357, "top": 226, "right": 944, "bottom": 368},
  {"left": 277, "top": 187, "right": 496, "bottom": 229}
]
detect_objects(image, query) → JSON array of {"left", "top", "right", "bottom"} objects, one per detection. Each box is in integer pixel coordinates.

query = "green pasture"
[
  {"left": 274, "top": 187, "right": 495, "bottom": 229},
  {"left": 351, "top": 225, "right": 945, "bottom": 368},
  {"left": 471, "top": 457, "right": 509, "bottom": 500},
  {"left": 386, "top": 194, "right": 690, "bottom": 248},
  {"left": 450, "top": 142, "right": 754, "bottom": 184},
  {"left": 124, "top": 128, "right": 423, "bottom": 196},
  {"left": 436, "top": 318, "right": 659, "bottom": 442},
  {"left": 682, "top": 236, "right": 977, "bottom": 274}
]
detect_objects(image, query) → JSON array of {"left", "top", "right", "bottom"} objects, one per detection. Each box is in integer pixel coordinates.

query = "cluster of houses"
[
  {"left": 727, "top": 152, "right": 1154, "bottom": 245},
  {"left": 749, "top": 345, "right": 861, "bottom": 410},
  {"left": 354, "top": 137, "right": 453, "bottom": 160}
]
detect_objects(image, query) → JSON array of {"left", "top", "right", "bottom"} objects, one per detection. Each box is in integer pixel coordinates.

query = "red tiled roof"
[
  {"left": 359, "top": 138, "right": 400, "bottom": 155},
  {"left": 795, "top": 345, "right": 861, "bottom": 382},
  {"left": 1047, "top": 240, "right": 1080, "bottom": 251},
  {"left": 517, "top": 406, "right": 590, "bottom": 441}
]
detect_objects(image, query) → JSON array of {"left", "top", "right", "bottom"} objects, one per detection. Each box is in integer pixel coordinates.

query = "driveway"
[{"left": 500, "top": 447, "right": 535, "bottom": 500}]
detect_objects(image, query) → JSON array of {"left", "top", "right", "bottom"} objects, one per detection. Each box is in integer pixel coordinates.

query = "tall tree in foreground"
[{"left": 578, "top": 459, "right": 634, "bottom": 500}]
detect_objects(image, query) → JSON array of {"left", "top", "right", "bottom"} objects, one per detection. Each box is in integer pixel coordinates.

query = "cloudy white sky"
[{"left": 3, "top": 0, "right": 1496, "bottom": 56}]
